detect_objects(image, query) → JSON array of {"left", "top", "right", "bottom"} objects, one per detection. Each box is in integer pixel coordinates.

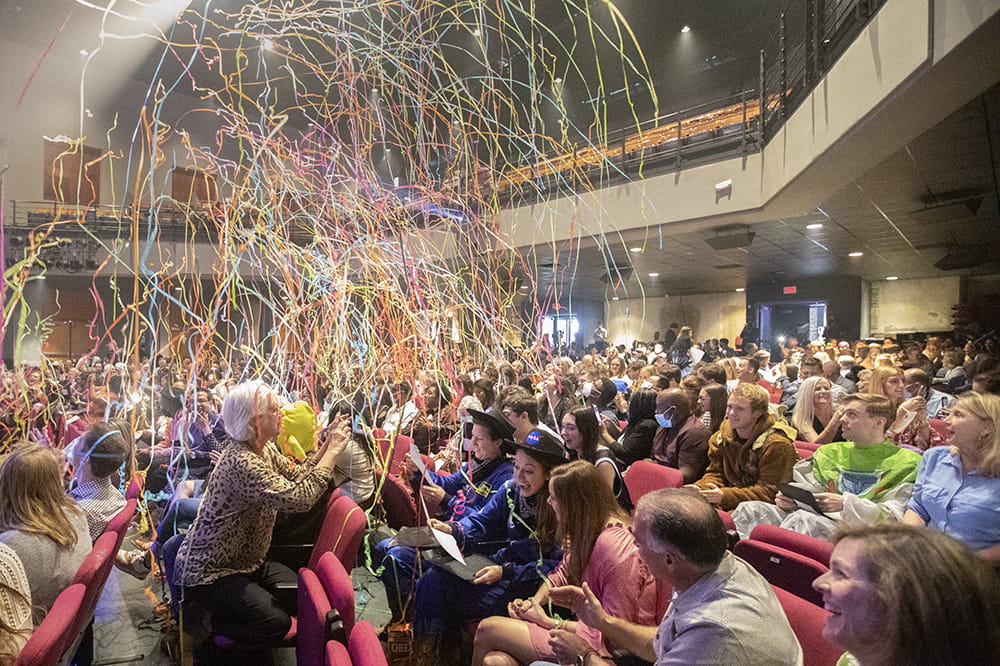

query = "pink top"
[{"left": 546, "top": 521, "right": 671, "bottom": 655}]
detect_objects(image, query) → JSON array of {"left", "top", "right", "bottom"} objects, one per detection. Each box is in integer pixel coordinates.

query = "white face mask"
[{"left": 582, "top": 382, "right": 594, "bottom": 398}]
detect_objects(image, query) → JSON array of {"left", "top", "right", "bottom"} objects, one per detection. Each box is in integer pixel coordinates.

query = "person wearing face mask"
[
  {"left": 409, "top": 430, "right": 568, "bottom": 656},
  {"left": 602, "top": 388, "right": 659, "bottom": 467},
  {"left": 732, "top": 394, "right": 922, "bottom": 540},
  {"left": 377, "top": 408, "right": 516, "bottom": 628},
  {"left": 650, "top": 389, "right": 711, "bottom": 484}
]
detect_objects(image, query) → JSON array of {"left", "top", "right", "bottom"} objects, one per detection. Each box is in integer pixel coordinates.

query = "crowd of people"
[{"left": 0, "top": 326, "right": 997, "bottom": 664}]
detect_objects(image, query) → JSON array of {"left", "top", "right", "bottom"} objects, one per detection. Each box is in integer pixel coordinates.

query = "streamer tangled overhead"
[{"left": 6, "top": 0, "right": 657, "bottom": 401}]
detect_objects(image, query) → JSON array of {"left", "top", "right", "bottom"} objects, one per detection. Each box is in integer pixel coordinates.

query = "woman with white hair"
[
  {"left": 790, "top": 376, "right": 845, "bottom": 444},
  {"left": 172, "top": 380, "right": 351, "bottom": 648}
]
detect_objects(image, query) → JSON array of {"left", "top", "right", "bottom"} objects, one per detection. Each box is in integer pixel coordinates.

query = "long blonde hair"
[
  {"left": 952, "top": 392, "right": 1000, "bottom": 478},
  {"left": 0, "top": 444, "right": 83, "bottom": 548},
  {"left": 867, "top": 367, "right": 903, "bottom": 409}
]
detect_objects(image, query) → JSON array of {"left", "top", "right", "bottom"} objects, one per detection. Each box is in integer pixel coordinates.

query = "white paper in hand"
[
  {"left": 431, "top": 527, "right": 466, "bottom": 566},
  {"left": 409, "top": 442, "right": 426, "bottom": 474}
]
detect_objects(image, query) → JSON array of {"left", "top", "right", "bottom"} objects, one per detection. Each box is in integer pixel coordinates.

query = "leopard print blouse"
[{"left": 173, "top": 439, "right": 333, "bottom": 587}]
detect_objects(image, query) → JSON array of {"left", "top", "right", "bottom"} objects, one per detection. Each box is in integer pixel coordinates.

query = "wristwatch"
[{"left": 576, "top": 648, "right": 598, "bottom": 666}]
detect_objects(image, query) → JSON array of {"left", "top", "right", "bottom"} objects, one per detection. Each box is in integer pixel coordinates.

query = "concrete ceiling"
[{"left": 516, "top": 81, "right": 1000, "bottom": 301}]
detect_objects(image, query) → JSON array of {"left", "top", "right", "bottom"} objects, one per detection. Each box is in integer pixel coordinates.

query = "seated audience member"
[
  {"left": 382, "top": 380, "right": 425, "bottom": 440},
  {"left": 653, "top": 363, "right": 682, "bottom": 390},
  {"left": 608, "top": 356, "right": 629, "bottom": 386},
  {"left": 650, "top": 389, "right": 710, "bottom": 484},
  {"left": 0, "top": 444, "right": 91, "bottom": 624},
  {"left": 697, "top": 383, "right": 728, "bottom": 434},
  {"left": 69, "top": 421, "right": 130, "bottom": 542},
  {"left": 972, "top": 370, "right": 1000, "bottom": 395},
  {"left": 325, "top": 400, "right": 376, "bottom": 507},
  {"left": 686, "top": 383, "right": 798, "bottom": 511},
  {"left": 903, "top": 368, "right": 955, "bottom": 419},
  {"left": 781, "top": 357, "right": 823, "bottom": 411},
  {"left": 69, "top": 421, "right": 151, "bottom": 578},
  {"left": 790, "top": 377, "right": 845, "bottom": 444},
  {"left": 720, "top": 357, "right": 740, "bottom": 391},
  {"left": 903, "top": 392, "right": 1000, "bottom": 562},
  {"left": 503, "top": 390, "right": 561, "bottom": 444},
  {"left": 813, "top": 524, "right": 1000, "bottom": 666},
  {"left": 678, "top": 375, "right": 706, "bottom": 411},
  {"left": 733, "top": 394, "right": 921, "bottom": 540},
  {"left": 173, "top": 380, "right": 351, "bottom": 647},
  {"left": 378, "top": 407, "right": 515, "bottom": 623},
  {"left": 534, "top": 489, "right": 801, "bottom": 666},
  {"left": 601, "top": 388, "right": 658, "bottom": 466},
  {"left": 269, "top": 400, "right": 379, "bottom": 566},
  {"left": 583, "top": 377, "right": 623, "bottom": 440},
  {"left": 936, "top": 349, "right": 967, "bottom": 392},
  {"left": 820, "top": 361, "right": 851, "bottom": 402},
  {"left": 410, "top": 431, "right": 568, "bottom": 645},
  {"left": 900, "top": 343, "right": 935, "bottom": 374},
  {"left": 834, "top": 357, "right": 859, "bottom": 394},
  {"left": 696, "top": 363, "right": 727, "bottom": 388},
  {"left": 540, "top": 374, "right": 579, "bottom": 432},
  {"left": 0, "top": 543, "right": 31, "bottom": 662},
  {"left": 868, "top": 366, "right": 944, "bottom": 451},
  {"left": 561, "top": 407, "right": 627, "bottom": 506},
  {"left": 472, "top": 461, "right": 667, "bottom": 666},
  {"left": 167, "top": 386, "right": 227, "bottom": 479}
]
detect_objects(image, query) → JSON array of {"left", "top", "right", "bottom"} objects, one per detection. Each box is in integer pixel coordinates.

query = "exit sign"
[{"left": 783, "top": 286, "right": 797, "bottom": 295}]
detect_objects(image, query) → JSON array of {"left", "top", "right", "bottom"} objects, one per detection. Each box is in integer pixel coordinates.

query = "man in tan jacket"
[{"left": 686, "top": 382, "right": 798, "bottom": 511}]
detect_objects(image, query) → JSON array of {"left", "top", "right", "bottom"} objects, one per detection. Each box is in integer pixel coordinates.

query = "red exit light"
[{"left": 783, "top": 286, "right": 797, "bottom": 295}]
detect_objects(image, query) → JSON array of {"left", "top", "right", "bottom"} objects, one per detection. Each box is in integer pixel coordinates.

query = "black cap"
[
  {"left": 505, "top": 428, "right": 569, "bottom": 466},
  {"left": 467, "top": 407, "right": 516, "bottom": 442}
]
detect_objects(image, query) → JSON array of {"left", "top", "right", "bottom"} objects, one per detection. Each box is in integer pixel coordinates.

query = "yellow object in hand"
[{"left": 278, "top": 401, "right": 316, "bottom": 460}]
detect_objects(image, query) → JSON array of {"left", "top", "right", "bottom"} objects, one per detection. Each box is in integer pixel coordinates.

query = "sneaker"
[{"left": 115, "top": 549, "right": 151, "bottom": 579}]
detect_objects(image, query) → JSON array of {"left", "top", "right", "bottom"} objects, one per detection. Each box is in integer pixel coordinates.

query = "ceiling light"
[
  {"left": 736, "top": 287, "right": 745, "bottom": 292},
  {"left": 628, "top": 246, "right": 641, "bottom": 253},
  {"left": 806, "top": 223, "right": 823, "bottom": 230},
  {"left": 886, "top": 276, "right": 898, "bottom": 280},
  {"left": 262, "top": 38, "right": 275, "bottom": 50},
  {"left": 80, "top": 49, "right": 89, "bottom": 56},
  {"left": 681, "top": 25, "right": 691, "bottom": 33},
  {"left": 554, "top": 77, "right": 562, "bottom": 84},
  {"left": 518, "top": 285, "right": 529, "bottom": 291},
  {"left": 611, "top": 296, "right": 620, "bottom": 301},
  {"left": 648, "top": 272, "right": 659, "bottom": 277},
  {"left": 848, "top": 251, "right": 863, "bottom": 257},
  {"left": 473, "top": 28, "right": 482, "bottom": 37}
]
